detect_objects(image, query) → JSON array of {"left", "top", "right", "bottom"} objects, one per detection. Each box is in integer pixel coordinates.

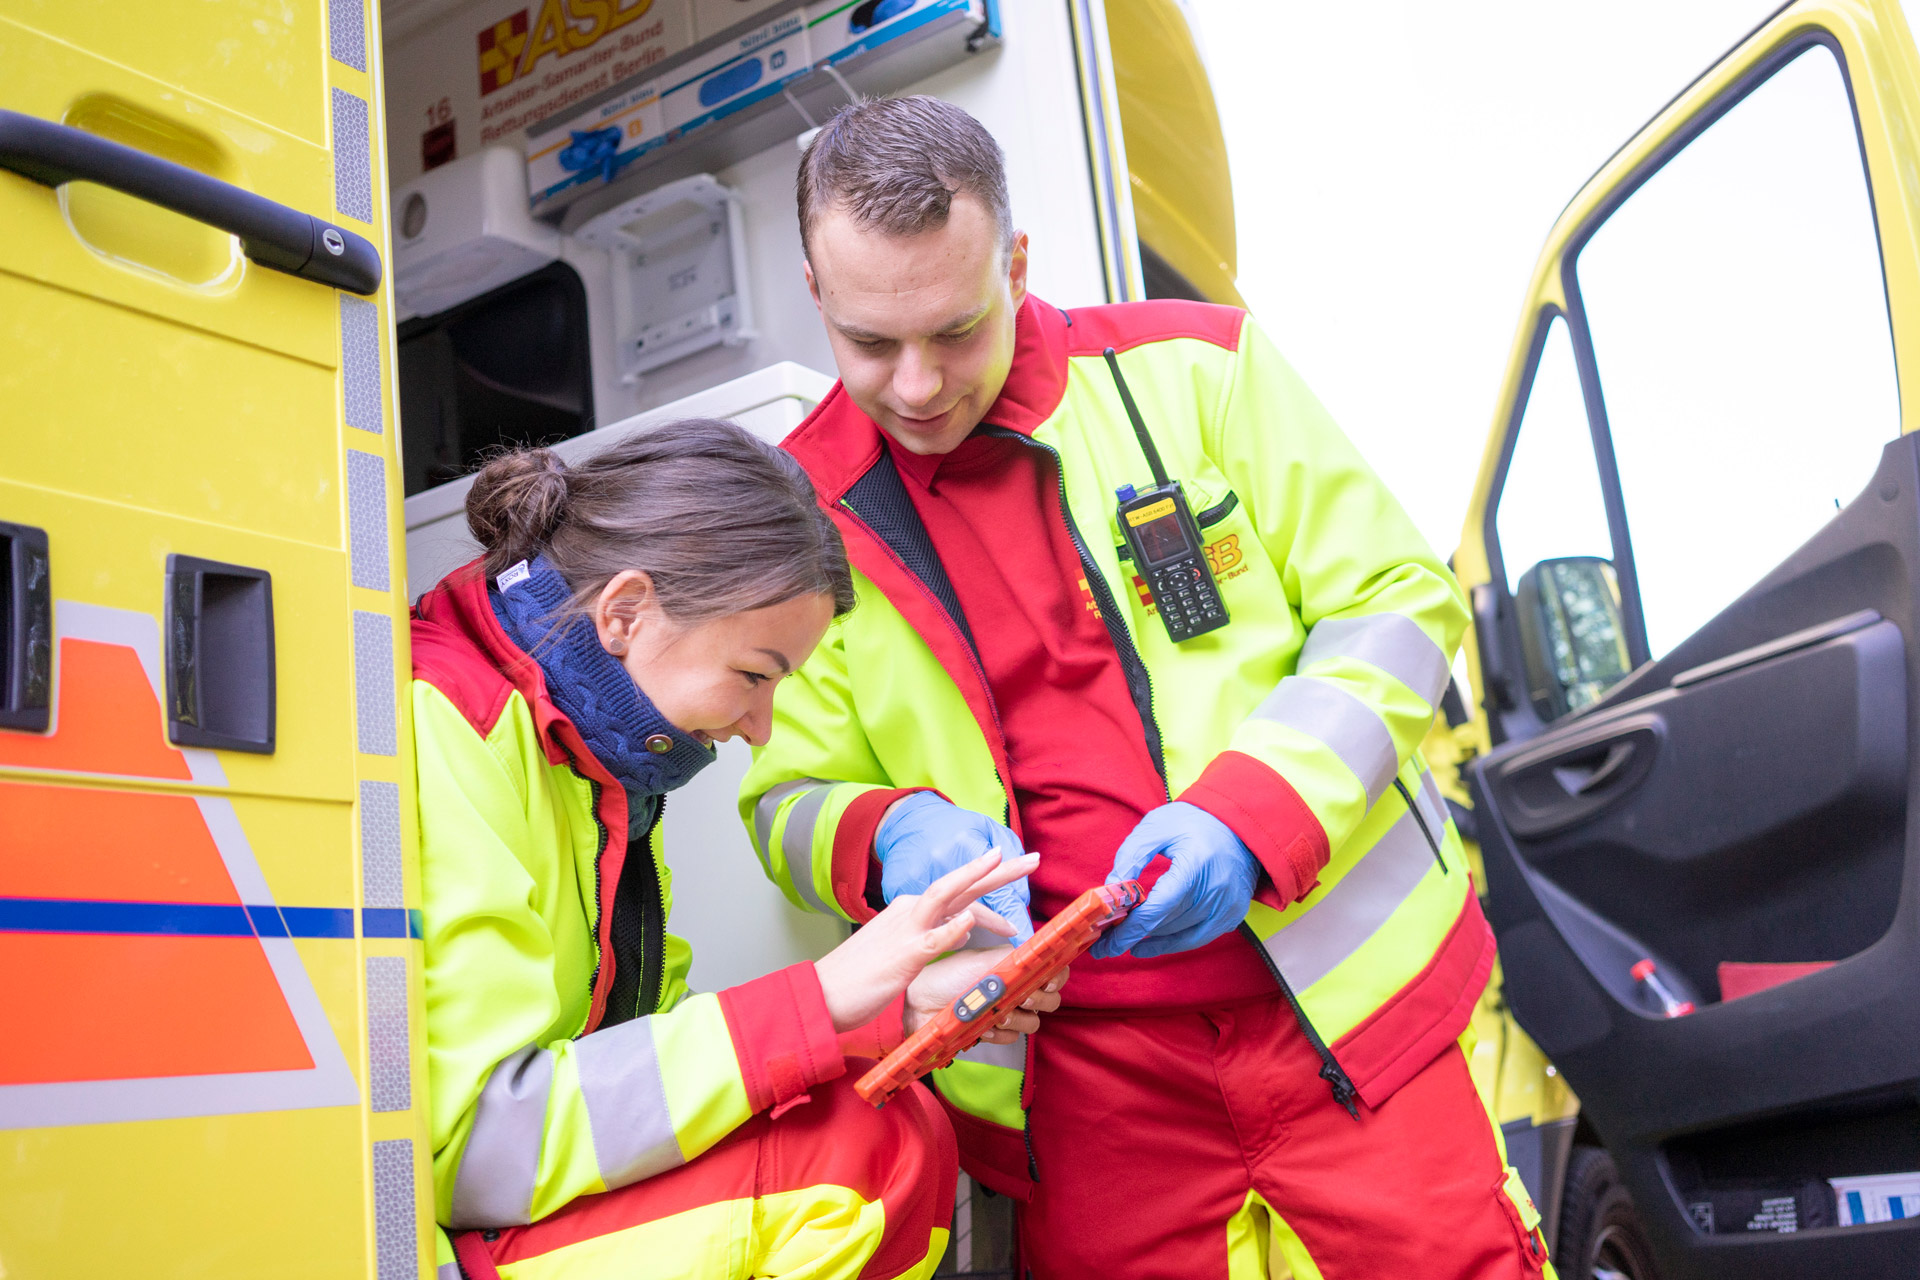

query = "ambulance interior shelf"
[{"left": 527, "top": 1, "right": 998, "bottom": 224}]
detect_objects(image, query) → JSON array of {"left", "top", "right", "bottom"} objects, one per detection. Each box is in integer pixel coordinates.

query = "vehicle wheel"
[{"left": 1555, "top": 1145, "right": 1663, "bottom": 1280}]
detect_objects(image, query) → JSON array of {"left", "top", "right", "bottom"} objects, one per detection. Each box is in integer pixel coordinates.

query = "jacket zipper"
[
  {"left": 581, "top": 775, "right": 670, "bottom": 1029},
  {"left": 581, "top": 773, "right": 611, "bottom": 1028},
  {"left": 1242, "top": 922, "right": 1361, "bottom": 1120},
  {"left": 992, "top": 427, "right": 1362, "bottom": 1121},
  {"left": 1393, "top": 777, "right": 1447, "bottom": 875},
  {"left": 838, "top": 502, "right": 1016, "bottom": 797},
  {"left": 635, "top": 795, "right": 667, "bottom": 1018}
]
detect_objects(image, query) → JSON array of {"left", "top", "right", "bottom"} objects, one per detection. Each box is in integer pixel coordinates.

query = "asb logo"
[
  {"left": 0, "top": 603, "right": 359, "bottom": 1130},
  {"left": 478, "top": 0, "right": 660, "bottom": 96},
  {"left": 479, "top": 11, "right": 531, "bottom": 94}
]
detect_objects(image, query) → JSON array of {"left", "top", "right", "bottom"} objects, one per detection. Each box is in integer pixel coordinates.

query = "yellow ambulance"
[{"left": 0, "top": 2, "right": 1234, "bottom": 1277}]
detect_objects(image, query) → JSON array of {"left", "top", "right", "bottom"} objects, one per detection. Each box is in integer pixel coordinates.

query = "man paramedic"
[{"left": 741, "top": 95, "right": 1549, "bottom": 1278}]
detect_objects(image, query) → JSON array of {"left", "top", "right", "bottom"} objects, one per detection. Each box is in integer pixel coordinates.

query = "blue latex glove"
[
  {"left": 1091, "top": 802, "right": 1258, "bottom": 959},
  {"left": 875, "top": 793, "right": 1036, "bottom": 943}
]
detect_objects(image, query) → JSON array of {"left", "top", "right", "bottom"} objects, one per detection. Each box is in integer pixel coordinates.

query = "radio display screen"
[{"left": 1135, "top": 514, "right": 1189, "bottom": 567}]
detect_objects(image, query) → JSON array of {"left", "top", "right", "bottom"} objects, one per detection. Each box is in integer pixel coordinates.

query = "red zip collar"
[{"left": 411, "top": 564, "right": 637, "bottom": 1032}]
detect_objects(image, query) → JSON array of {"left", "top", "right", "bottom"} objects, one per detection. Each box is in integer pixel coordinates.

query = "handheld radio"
[{"left": 1103, "top": 348, "right": 1229, "bottom": 642}]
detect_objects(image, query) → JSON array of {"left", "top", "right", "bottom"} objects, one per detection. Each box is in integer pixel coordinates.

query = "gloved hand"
[
  {"left": 1091, "top": 802, "right": 1258, "bottom": 960},
  {"left": 876, "top": 793, "right": 1036, "bottom": 943}
]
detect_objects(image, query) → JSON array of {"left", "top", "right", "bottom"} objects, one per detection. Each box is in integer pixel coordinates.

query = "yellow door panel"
[
  {"left": 0, "top": 1110, "right": 372, "bottom": 1279},
  {"left": 0, "top": 18, "right": 340, "bottom": 356},
  {"left": 0, "top": 0, "right": 426, "bottom": 1275},
  {"left": 0, "top": 0, "right": 329, "bottom": 145},
  {"left": 0, "top": 477, "right": 355, "bottom": 801}
]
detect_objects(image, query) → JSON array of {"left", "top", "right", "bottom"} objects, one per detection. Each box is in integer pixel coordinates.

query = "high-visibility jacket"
[
  {"left": 739, "top": 296, "right": 1494, "bottom": 1196},
  {"left": 411, "top": 567, "right": 847, "bottom": 1235}
]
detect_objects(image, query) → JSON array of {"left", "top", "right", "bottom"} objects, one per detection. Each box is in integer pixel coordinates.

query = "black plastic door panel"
[{"left": 1473, "top": 434, "right": 1920, "bottom": 1278}]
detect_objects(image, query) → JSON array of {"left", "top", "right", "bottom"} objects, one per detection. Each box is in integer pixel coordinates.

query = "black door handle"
[
  {"left": 165, "top": 555, "right": 276, "bottom": 754},
  {"left": 0, "top": 109, "right": 381, "bottom": 296},
  {"left": 1488, "top": 720, "right": 1661, "bottom": 839},
  {"left": 1551, "top": 740, "right": 1638, "bottom": 796},
  {"left": 0, "top": 521, "right": 52, "bottom": 734}
]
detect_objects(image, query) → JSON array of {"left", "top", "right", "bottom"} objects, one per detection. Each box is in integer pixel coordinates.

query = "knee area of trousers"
[{"left": 813, "top": 1071, "right": 957, "bottom": 1212}]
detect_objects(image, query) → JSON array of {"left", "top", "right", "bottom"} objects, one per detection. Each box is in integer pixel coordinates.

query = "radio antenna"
[{"left": 1103, "top": 347, "right": 1172, "bottom": 490}]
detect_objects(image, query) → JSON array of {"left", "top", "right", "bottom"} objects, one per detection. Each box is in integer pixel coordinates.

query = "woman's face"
[{"left": 591, "top": 571, "right": 834, "bottom": 747}]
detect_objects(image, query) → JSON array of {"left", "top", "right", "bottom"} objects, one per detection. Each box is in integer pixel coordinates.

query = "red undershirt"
[{"left": 885, "top": 430, "right": 1273, "bottom": 1010}]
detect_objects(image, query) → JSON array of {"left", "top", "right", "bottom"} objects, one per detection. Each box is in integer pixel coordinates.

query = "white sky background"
[{"left": 1183, "top": 0, "right": 1788, "bottom": 559}]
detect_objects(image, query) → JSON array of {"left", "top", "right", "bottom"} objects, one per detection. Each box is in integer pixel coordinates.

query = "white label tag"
[{"left": 495, "top": 560, "right": 532, "bottom": 592}]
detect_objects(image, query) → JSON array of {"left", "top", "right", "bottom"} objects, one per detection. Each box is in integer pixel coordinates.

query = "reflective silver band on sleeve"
[
  {"left": 1261, "top": 807, "right": 1438, "bottom": 992},
  {"left": 1298, "top": 613, "right": 1451, "bottom": 709},
  {"left": 437, "top": 1265, "right": 464, "bottom": 1280},
  {"left": 1252, "top": 676, "right": 1399, "bottom": 805},
  {"left": 449, "top": 1045, "right": 554, "bottom": 1229},
  {"left": 752, "top": 778, "right": 824, "bottom": 872},
  {"left": 781, "top": 785, "right": 837, "bottom": 916},
  {"left": 574, "top": 1016, "right": 684, "bottom": 1188}
]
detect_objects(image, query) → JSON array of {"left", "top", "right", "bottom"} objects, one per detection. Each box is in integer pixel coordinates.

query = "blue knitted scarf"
[{"left": 489, "top": 556, "right": 717, "bottom": 808}]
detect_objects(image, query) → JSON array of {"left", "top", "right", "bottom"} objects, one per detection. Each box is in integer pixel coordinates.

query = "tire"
[{"left": 1554, "top": 1145, "right": 1663, "bottom": 1280}]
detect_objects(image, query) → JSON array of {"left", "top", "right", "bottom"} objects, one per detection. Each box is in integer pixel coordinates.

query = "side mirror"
[{"left": 1514, "top": 556, "right": 1631, "bottom": 720}]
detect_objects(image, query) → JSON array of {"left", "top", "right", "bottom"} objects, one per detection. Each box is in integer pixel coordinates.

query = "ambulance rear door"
[
  {"left": 0, "top": 3, "right": 427, "bottom": 1277},
  {"left": 1454, "top": 1, "right": 1920, "bottom": 1275}
]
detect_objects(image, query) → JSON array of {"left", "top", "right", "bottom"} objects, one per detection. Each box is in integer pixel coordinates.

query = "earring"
[{"left": 608, "top": 640, "right": 627, "bottom": 655}]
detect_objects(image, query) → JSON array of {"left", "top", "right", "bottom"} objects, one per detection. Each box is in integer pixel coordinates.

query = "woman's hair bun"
[{"left": 466, "top": 447, "right": 571, "bottom": 578}]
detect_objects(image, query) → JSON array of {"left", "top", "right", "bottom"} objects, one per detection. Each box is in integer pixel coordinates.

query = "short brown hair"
[
  {"left": 465, "top": 419, "right": 857, "bottom": 622},
  {"left": 796, "top": 95, "right": 1011, "bottom": 259}
]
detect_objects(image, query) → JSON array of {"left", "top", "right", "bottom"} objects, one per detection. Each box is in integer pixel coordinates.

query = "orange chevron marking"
[
  {"left": 0, "top": 933, "right": 312, "bottom": 1084},
  {"left": 0, "top": 781, "right": 238, "bottom": 903},
  {"left": 0, "top": 639, "right": 190, "bottom": 779}
]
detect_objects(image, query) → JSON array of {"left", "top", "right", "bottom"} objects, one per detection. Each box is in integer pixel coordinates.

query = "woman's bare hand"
[
  {"left": 814, "top": 848, "right": 1040, "bottom": 1033},
  {"left": 905, "top": 953, "right": 1069, "bottom": 1044}
]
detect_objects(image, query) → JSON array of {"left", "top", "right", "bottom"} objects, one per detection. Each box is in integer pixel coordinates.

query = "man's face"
[{"left": 805, "top": 194, "right": 1028, "bottom": 455}]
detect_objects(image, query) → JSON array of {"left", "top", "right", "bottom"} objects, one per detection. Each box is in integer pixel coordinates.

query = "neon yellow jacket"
[
  {"left": 741, "top": 297, "right": 1493, "bottom": 1196},
  {"left": 411, "top": 568, "right": 846, "bottom": 1231}
]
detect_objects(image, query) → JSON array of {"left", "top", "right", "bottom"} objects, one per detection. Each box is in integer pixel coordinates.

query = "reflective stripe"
[
  {"left": 1299, "top": 613, "right": 1451, "bottom": 709},
  {"left": 575, "top": 1016, "right": 683, "bottom": 1186},
  {"left": 437, "top": 1265, "right": 464, "bottom": 1280},
  {"left": 954, "top": 1033, "right": 1025, "bottom": 1071},
  {"left": 1252, "top": 676, "right": 1398, "bottom": 804},
  {"left": 1261, "top": 808, "right": 1436, "bottom": 993},
  {"left": 449, "top": 1044, "right": 553, "bottom": 1228},
  {"left": 751, "top": 777, "right": 822, "bottom": 871},
  {"left": 781, "top": 785, "right": 835, "bottom": 915}
]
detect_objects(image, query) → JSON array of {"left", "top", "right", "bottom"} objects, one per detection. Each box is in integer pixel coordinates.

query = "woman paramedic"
[{"left": 408, "top": 419, "right": 1056, "bottom": 1280}]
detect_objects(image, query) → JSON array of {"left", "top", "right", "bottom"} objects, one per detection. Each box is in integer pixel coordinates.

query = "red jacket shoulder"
[
  {"left": 1064, "top": 299, "right": 1246, "bottom": 357},
  {"left": 410, "top": 567, "right": 517, "bottom": 737}
]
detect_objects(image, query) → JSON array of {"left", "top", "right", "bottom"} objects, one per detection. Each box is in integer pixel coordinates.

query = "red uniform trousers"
[
  {"left": 453, "top": 1066, "right": 956, "bottom": 1280},
  {"left": 1019, "top": 999, "right": 1549, "bottom": 1280}
]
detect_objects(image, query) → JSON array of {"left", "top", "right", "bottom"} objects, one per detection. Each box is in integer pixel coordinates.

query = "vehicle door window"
[
  {"left": 1574, "top": 43, "right": 1899, "bottom": 660},
  {"left": 1494, "top": 316, "right": 1616, "bottom": 593}
]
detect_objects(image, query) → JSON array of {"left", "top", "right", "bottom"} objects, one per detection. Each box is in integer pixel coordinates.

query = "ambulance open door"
[
  {"left": 1456, "top": 1, "right": 1920, "bottom": 1274},
  {"left": 0, "top": 4, "right": 428, "bottom": 1277}
]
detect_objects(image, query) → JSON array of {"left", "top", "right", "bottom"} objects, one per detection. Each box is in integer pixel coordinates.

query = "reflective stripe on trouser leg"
[
  {"left": 1226, "top": 1189, "right": 1325, "bottom": 1280},
  {"left": 470, "top": 1070, "right": 956, "bottom": 1280}
]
